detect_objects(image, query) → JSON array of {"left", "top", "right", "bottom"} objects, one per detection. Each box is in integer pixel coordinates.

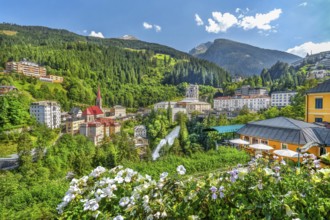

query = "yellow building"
[
  {"left": 305, "top": 79, "right": 330, "bottom": 123},
  {"left": 66, "top": 119, "right": 85, "bottom": 135},
  {"left": 237, "top": 117, "right": 330, "bottom": 156}
]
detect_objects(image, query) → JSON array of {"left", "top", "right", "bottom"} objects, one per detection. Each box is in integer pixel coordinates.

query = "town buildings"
[
  {"left": 133, "top": 125, "right": 149, "bottom": 157},
  {"left": 235, "top": 85, "right": 268, "bottom": 96},
  {"left": 154, "top": 102, "right": 177, "bottom": 111},
  {"left": 237, "top": 117, "right": 330, "bottom": 156},
  {"left": 5, "top": 60, "right": 63, "bottom": 83},
  {"left": 69, "top": 86, "right": 122, "bottom": 145},
  {"left": 214, "top": 95, "right": 270, "bottom": 112},
  {"left": 305, "top": 79, "right": 330, "bottom": 123},
  {"left": 30, "top": 101, "right": 61, "bottom": 129},
  {"left": 66, "top": 118, "right": 85, "bottom": 135},
  {"left": 154, "top": 84, "right": 211, "bottom": 119},
  {"left": 308, "top": 70, "right": 328, "bottom": 79},
  {"left": 6, "top": 60, "right": 46, "bottom": 78},
  {"left": 110, "top": 105, "right": 126, "bottom": 118},
  {"left": 80, "top": 122, "right": 104, "bottom": 145},
  {"left": 271, "top": 91, "right": 297, "bottom": 107}
]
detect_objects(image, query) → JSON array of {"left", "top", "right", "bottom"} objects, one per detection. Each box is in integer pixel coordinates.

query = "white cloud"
[
  {"left": 83, "top": 30, "right": 87, "bottom": 34},
  {"left": 195, "top": 14, "right": 204, "bottom": 26},
  {"left": 143, "top": 22, "right": 153, "bottom": 29},
  {"left": 89, "top": 31, "right": 104, "bottom": 38},
  {"left": 235, "top": 8, "right": 241, "bottom": 13},
  {"left": 239, "top": 8, "right": 282, "bottom": 30},
  {"left": 143, "top": 22, "right": 162, "bottom": 32},
  {"left": 299, "top": 2, "right": 308, "bottom": 7},
  {"left": 205, "top": 12, "right": 238, "bottom": 33},
  {"left": 287, "top": 41, "right": 330, "bottom": 57},
  {"left": 154, "top": 25, "right": 162, "bottom": 32}
]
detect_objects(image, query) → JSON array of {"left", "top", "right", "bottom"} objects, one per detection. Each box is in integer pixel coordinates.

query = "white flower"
[
  {"left": 115, "top": 176, "right": 124, "bottom": 184},
  {"left": 159, "top": 172, "right": 168, "bottom": 181},
  {"left": 63, "top": 193, "right": 75, "bottom": 203},
  {"left": 68, "top": 184, "right": 81, "bottom": 194},
  {"left": 124, "top": 176, "right": 131, "bottom": 183},
  {"left": 143, "top": 195, "right": 149, "bottom": 203},
  {"left": 119, "top": 197, "right": 130, "bottom": 207},
  {"left": 154, "top": 211, "right": 161, "bottom": 219},
  {"left": 56, "top": 201, "right": 68, "bottom": 214},
  {"left": 146, "top": 175, "right": 152, "bottom": 181},
  {"left": 176, "top": 165, "right": 186, "bottom": 175},
  {"left": 99, "top": 177, "right": 115, "bottom": 186},
  {"left": 161, "top": 211, "right": 167, "bottom": 217},
  {"left": 113, "top": 215, "right": 124, "bottom": 220},
  {"left": 70, "top": 178, "right": 79, "bottom": 185},
  {"left": 90, "top": 166, "right": 106, "bottom": 178},
  {"left": 83, "top": 199, "right": 99, "bottom": 211}
]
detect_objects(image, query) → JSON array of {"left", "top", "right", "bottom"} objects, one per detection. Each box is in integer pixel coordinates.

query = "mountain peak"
[
  {"left": 190, "top": 39, "right": 301, "bottom": 76},
  {"left": 119, "top": 35, "right": 138, "bottom": 40}
]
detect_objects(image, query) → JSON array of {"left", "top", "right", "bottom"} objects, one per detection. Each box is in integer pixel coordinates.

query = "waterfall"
[{"left": 152, "top": 126, "right": 180, "bottom": 160}]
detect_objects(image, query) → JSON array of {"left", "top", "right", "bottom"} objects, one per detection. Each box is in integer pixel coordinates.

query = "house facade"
[
  {"left": 79, "top": 122, "right": 104, "bottom": 145},
  {"left": 271, "top": 91, "right": 297, "bottom": 107},
  {"left": 305, "top": 79, "right": 330, "bottom": 123},
  {"left": 110, "top": 105, "right": 126, "bottom": 118},
  {"left": 6, "top": 61, "right": 46, "bottom": 77},
  {"left": 30, "top": 101, "right": 61, "bottom": 129},
  {"left": 214, "top": 95, "right": 270, "bottom": 112}
]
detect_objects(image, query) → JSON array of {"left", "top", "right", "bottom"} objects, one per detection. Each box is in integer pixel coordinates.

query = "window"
[
  {"left": 315, "top": 98, "right": 323, "bottom": 109},
  {"left": 315, "top": 117, "right": 323, "bottom": 123},
  {"left": 281, "top": 143, "right": 288, "bottom": 150},
  {"left": 252, "top": 137, "right": 259, "bottom": 144},
  {"left": 261, "top": 139, "right": 268, "bottom": 145}
]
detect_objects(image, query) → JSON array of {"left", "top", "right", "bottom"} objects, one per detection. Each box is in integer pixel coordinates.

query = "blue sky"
[{"left": 0, "top": 0, "right": 329, "bottom": 56}]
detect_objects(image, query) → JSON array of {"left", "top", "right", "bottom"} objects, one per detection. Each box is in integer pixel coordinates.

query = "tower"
[
  {"left": 96, "top": 86, "right": 102, "bottom": 110},
  {"left": 186, "top": 84, "right": 199, "bottom": 101}
]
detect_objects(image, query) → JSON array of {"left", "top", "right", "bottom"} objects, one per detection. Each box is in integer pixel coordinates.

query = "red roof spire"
[{"left": 97, "top": 85, "right": 101, "bottom": 99}]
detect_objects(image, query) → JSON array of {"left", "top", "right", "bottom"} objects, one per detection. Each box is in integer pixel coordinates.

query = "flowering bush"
[{"left": 58, "top": 154, "right": 330, "bottom": 219}]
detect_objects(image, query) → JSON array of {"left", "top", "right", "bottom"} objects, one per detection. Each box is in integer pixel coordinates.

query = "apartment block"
[{"left": 30, "top": 101, "right": 61, "bottom": 129}]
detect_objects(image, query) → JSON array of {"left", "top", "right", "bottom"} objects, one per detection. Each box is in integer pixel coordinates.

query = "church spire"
[{"left": 96, "top": 85, "right": 102, "bottom": 109}]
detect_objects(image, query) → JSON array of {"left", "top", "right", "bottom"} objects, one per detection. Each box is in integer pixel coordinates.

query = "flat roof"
[{"left": 204, "top": 124, "right": 245, "bottom": 133}]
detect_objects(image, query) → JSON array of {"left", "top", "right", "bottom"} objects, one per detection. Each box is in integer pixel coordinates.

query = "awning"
[
  {"left": 273, "top": 149, "right": 299, "bottom": 158},
  {"left": 229, "top": 139, "right": 250, "bottom": 145},
  {"left": 249, "top": 143, "right": 274, "bottom": 151}
]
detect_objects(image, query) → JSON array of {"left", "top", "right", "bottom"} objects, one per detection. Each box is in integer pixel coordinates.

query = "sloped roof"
[
  {"left": 82, "top": 106, "right": 103, "bottom": 116},
  {"left": 249, "top": 117, "right": 319, "bottom": 130},
  {"left": 69, "top": 107, "right": 81, "bottom": 115},
  {"left": 306, "top": 79, "right": 330, "bottom": 94},
  {"left": 237, "top": 117, "right": 324, "bottom": 145}
]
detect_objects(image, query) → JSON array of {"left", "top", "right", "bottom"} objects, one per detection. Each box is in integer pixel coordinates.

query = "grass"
[
  {"left": 0, "top": 135, "right": 37, "bottom": 158},
  {"left": 123, "top": 147, "right": 250, "bottom": 178},
  {"left": 0, "top": 30, "right": 17, "bottom": 36},
  {"left": 0, "top": 141, "right": 17, "bottom": 158}
]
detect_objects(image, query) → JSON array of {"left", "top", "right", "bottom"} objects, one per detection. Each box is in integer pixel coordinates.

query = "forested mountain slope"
[{"left": 0, "top": 23, "right": 230, "bottom": 110}]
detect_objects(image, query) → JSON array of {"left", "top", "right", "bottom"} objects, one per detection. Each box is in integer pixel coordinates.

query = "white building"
[
  {"left": 110, "top": 105, "right": 126, "bottom": 118},
  {"left": 235, "top": 85, "right": 268, "bottom": 96},
  {"left": 154, "top": 101, "right": 177, "bottom": 111},
  {"left": 30, "top": 101, "right": 61, "bottom": 129},
  {"left": 271, "top": 91, "right": 297, "bottom": 107},
  {"left": 214, "top": 96, "right": 271, "bottom": 112}
]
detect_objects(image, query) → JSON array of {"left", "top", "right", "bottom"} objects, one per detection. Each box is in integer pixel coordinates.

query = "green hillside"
[{"left": 0, "top": 23, "right": 230, "bottom": 111}]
